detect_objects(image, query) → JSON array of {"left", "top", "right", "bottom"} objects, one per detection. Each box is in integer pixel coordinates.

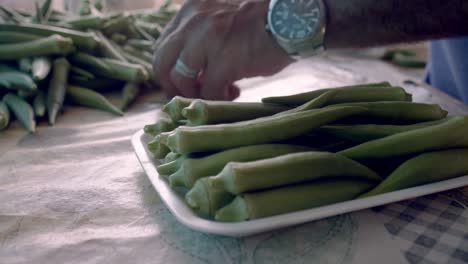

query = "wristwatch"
[{"left": 266, "top": 0, "right": 327, "bottom": 58}]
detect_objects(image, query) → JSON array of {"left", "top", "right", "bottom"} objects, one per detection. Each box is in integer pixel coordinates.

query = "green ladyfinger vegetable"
[
  {"left": 18, "top": 58, "right": 32, "bottom": 73},
  {"left": 162, "top": 96, "right": 194, "bottom": 121},
  {"left": 360, "top": 149, "right": 468, "bottom": 198},
  {"left": 392, "top": 56, "right": 426, "bottom": 68},
  {"left": 162, "top": 106, "right": 367, "bottom": 154},
  {"left": 215, "top": 179, "right": 374, "bottom": 222},
  {"left": 167, "top": 144, "right": 313, "bottom": 188},
  {"left": 70, "top": 52, "right": 148, "bottom": 82},
  {"left": 69, "top": 76, "right": 125, "bottom": 93},
  {"left": 274, "top": 89, "right": 339, "bottom": 116},
  {"left": 95, "top": 31, "right": 127, "bottom": 62},
  {"left": 262, "top": 82, "right": 401, "bottom": 106},
  {"left": 339, "top": 116, "right": 468, "bottom": 160},
  {"left": 157, "top": 155, "right": 186, "bottom": 176},
  {"left": 122, "top": 45, "right": 153, "bottom": 62},
  {"left": 147, "top": 135, "right": 171, "bottom": 159},
  {"left": 0, "top": 34, "right": 75, "bottom": 60},
  {"left": 0, "top": 100, "right": 10, "bottom": 130},
  {"left": 0, "top": 24, "right": 98, "bottom": 51},
  {"left": 120, "top": 82, "right": 140, "bottom": 111},
  {"left": 127, "top": 38, "right": 153, "bottom": 51},
  {"left": 66, "top": 15, "right": 105, "bottom": 30},
  {"left": 3, "top": 93, "right": 36, "bottom": 132},
  {"left": 210, "top": 151, "right": 381, "bottom": 195},
  {"left": 66, "top": 85, "right": 123, "bottom": 116},
  {"left": 319, "top": 117, "right": 453, "bottom": 143},
  {"left": 143, "top": 118, "right": 178, "bottom": 136},
  {"left": 33, "top": 90, "right": 46, "bottom": 118},
  {"left": 0, "top": 32, "right": 42, "bottom": 44},
  {"left": 164, "top": 152, "right": 182, "bottom": 163},
  {"left": 111, "top": 33, "right": 127, "bottom": 45},
  {"left": 330, "top": 101, "right": 447, "bottom": 124},
  {"left": 47, "top": 58, "right": 70, "bottom": 125},
  {"left": 182, "top": 99, "right": 289, "bottom": 126},
  {"left": 0, "top": 70, "right": 37, "bottom": 93},
  {"left": 70, "top": 66, "right": 95, "bottom": 80},
  {"left": 101, "top": 14, "right": 133, "bottom": 36},
  {"left": 32, "top": 56, "right": 52, "bottom": 81},
  {"left": 185, "top": 178, "right": 235, "bottom": 218}
]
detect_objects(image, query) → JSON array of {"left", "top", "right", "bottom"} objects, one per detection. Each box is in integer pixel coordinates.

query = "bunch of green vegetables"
[
  {"left": 142, "top": 82, "right": 468, "bottom": 222},
  {"left": 0, "top": 0, "right": 177, "bottom": 132}
]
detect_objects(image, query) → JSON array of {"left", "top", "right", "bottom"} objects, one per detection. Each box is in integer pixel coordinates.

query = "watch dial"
[{"left": 271, "top": 0, "right": 322, "bottom": 40}]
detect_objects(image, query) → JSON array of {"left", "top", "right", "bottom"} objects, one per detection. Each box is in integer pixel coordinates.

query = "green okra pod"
[
  {"left": 120, "top": 82, "right": 140, "bottom": 111},
  {"left": 122, "top": 45, "right": 153, "bottom": 62},
  {"left": 162, "top": 96, "right": 194, "bottom": 121},
  {"left": 18, "top": 58, "right": 32, "bottom": 73},
  {"left": 147, "top": 135, "right": 171, "bottom": 159},
  {"left": 70, "top": 66, "right": 95, "bottom": 80},
  {"left": 126, "top": 38, "right": 153, "bottom": 51},
  {"left": 0, "top": 99, "right": 10, "bottom": 130},
  {"left": 95, "top": 30, "right": 127, "bottom": 62},
  {"left": 330, "top": 101, "right": 447, "bottom": 124},
  {"left": 0, "top": 23, "right": 98, "bottom": 51},
  {"left": 215, "top": 179, "right": 374, "bottom": 222},
  {"left": 275, "top": 89, "right": 338, "bottom": 116},
  {"left": 32, "top": 56, "right": 52, "bottom": 81},
  {"left": 0, "top": 69, "right": 37, "bottom": 93},
  {"left": 209, "top": 151, "right": 381, "bottom": 195},
  {"left": 319, "top": 117, "right": 453, "bottom": 143},
  {"left": 166, "top": 144, "right": 313, "bottom": 188},
  {"left": 47, "top": 58, "right": 70, "bottom": 125},
  {"left": 185, "top": 178, "right": 235, "bottom": 218},
  {"left": 261, "top": 82, "right": 403, "bottom": 106},
  {"left": 143, "top": 118, "right": 178, "bottom": 136},
  {"left": 181, "top": 99, "right": 289, "bottom": 126},
  {"left": 339, "top": 116, "right": 468, "bottom": 160},
  {"left": 0, "top": 31, "right": 42, "bottom": 44},
  {"left": 101, "top": 14, "right": 133, "bottom": 36},
  {"left": 3, "top": 93, "right": 36, "bottom": 132},
  {"left": 164, "top": 152, "right": 182, "bottom": 163},
  {"left": 69, "top": 52, "right": 148, "bottom": 82},
  {"left": 66, "top": 15, "right": 105, "bottom": 30},
  {"left": 0, "top": 34, "right": 75, "bottom": 60},
  {"left": 33, "top": 90, "right": 46, "bottom": 118},
  {"left": 0, "top": 5, "right": 27, "bottom": 23},
  {"left": 360, "top": 149, "right": 468, "bottom": 198},
  {"left": 162, "top": 106, "right": 366, "bottom": 154},
  {"left": 66, "top": 85, "right": 123, "bottom": 116},
  {"left": 392, "top": 55, "right": 426, "bottom": 68},
  {"left": 111, "top": 33, "right": 127, "bottom": 45}
]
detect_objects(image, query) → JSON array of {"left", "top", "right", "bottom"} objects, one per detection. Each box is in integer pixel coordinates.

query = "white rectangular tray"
[{"left": 132, "top": 129, "right": 468, "bottom": 237}]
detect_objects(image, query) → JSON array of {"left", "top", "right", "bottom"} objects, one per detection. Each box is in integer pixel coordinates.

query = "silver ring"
[{"left": 174, "top": 57, "right": 198, "bottom": 79}]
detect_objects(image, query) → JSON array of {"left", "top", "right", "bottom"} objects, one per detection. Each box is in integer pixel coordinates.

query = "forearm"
[{"left": 324, "top": 0, "right": 468, "bottom": 48}]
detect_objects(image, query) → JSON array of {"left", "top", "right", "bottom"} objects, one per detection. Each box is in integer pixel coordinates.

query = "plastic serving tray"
[{"left": 132, "top": 129, "right": 468, "bottom": 237}]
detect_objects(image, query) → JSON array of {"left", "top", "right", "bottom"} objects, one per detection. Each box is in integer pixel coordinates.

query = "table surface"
[{"left": 1, "top": 36, "right": 468, "bottom": 264}]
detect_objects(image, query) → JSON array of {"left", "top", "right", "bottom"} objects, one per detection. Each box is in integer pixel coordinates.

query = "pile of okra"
[
  {"left": 143, "top": 82, "right": 468, "bottom": 222},
  {"left": 0, "top": 0, "right": 177, "bottom": 132}
]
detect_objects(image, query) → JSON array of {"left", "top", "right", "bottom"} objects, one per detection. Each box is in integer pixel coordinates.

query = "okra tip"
[
  {"left": 185, "top": 180, "right": 209, "bottom": 210},
  {"left": 168, "top": 168, "right": 186, "bottom": 188},
  {"left": 215, "top": 196, "right": 249, "bottom": 222}
]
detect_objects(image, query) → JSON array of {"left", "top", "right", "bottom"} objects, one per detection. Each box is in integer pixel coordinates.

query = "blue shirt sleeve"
[{"left": 426, "top": 37, "right": 468, "bottom": 103}]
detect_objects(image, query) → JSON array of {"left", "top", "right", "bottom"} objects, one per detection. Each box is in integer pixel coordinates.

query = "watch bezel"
[{"left": 267, "top": 0, "right": 327, "bottom": 57}]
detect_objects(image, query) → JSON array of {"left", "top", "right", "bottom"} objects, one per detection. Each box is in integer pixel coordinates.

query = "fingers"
[
  {"left": 200, "top": 64, "right": 233, "bottom": 100},
  {"left": 153, "top": 33, "right": 184, "bottom": 97},
  {"left": 169, "top": 36, "right": 207, "bottom": 98}
]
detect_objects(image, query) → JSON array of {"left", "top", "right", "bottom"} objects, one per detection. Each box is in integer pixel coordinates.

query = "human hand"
[{"left": 152, "top": 0, "right": 295, "bottom": 100}]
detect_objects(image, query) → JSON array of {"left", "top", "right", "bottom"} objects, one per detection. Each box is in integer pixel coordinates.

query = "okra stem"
[
  {"left": 0, "top": 23, "right": 99, "bottom": 51},
  {"left": 0, "top": 34, "right": 75, "bottom": 60}
]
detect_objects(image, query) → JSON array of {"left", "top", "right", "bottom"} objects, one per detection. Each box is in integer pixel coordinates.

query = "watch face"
[{"left": 270, "top": 0, "right": 322, "bottom": 40}]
